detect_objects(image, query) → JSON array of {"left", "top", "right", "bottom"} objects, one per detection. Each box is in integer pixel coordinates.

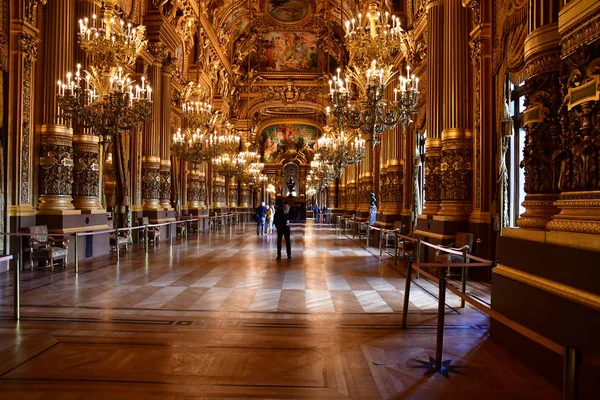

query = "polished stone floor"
[{"left": 0, "top": 222, "right": 559, "bottom": 399}]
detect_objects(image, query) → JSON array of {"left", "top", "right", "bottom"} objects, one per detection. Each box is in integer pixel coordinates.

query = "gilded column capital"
[
  {"left": 25, "top": 0, "right": 47, "bottom": 25},
  {"left": 20, "top": 33, "right": 40, "bottom": 61},
  {"left": 425, "top": 0, "right": 444, "bottom": 11},
  {"left": 148, "top": 42, "right": 168, "bottom": 64},
  {"left": 462, "top": 0, "right": 481, "bottom": 26}
]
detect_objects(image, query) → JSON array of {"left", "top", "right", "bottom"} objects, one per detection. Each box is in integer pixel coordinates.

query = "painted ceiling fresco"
[
  {"left": 260, "top": 124, "right": 320, "bottom": 163},
  {"left": 257, "top": 31, "right": 319, "bottom": 72},
  {"left": 266, "top": 0, "right": 310, "bottom": 23}
]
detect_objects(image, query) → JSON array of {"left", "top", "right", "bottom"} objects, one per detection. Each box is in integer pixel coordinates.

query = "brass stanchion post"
[
  {"left": 435, "top": 273, "right": 447, "bottom": 372},
  {"left": 74, "top": 232, "right": 79, "bottom": 274},
  {"left": 13, "top": 253, "right": 20, "bottom": 321},
  {"left": 115, "top": 228, "right": 120, "bottom": 261},
  {"left": 563, "top": 345, "right": 580, "bottom": 400}
]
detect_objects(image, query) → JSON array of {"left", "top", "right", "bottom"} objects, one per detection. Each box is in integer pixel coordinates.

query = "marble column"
[
  {"left": 38, "top": 0, "right": 76, "bottom": 212},
  {"left": 421, "top": 0, "right": 444, "bottom": 216},
  {"left": 159, "top": 60, "right": 173, "bottom": 210},
  {"left": 460, "top": 0, "right": 494, "bottom": 239},
  {"left": 438, "top": 0, "right": 473, "bottom": 220},
  {"left": 518, "top": 4, "right": 562, "bottom": 230},
  {"left": 142, "top": 47, "right": 163, "bottom": 210}
]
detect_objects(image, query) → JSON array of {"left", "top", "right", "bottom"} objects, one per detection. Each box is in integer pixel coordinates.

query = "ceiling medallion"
[{"left": 265, "top": 0, "right": 311, "bottom": 24}]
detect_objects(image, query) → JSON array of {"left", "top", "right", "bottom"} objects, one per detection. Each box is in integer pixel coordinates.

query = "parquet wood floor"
[{"left": 0, "top": 222, "right": 558, "bottom": 399}]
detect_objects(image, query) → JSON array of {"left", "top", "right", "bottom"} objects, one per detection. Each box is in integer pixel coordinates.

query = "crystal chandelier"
[
  {"left": 212, "top": 123, "right": 243, "bottom": 178},
  {"left": 213, "top": 153, "right": 245, "bottom": 178},
  {"left": 318, "top": 123, "right": 366, "bottom": 178},
  {"left": 171, "top": 128, "right": 219, "bottom": 165},
  {"left": 329, "top": 61, "right": 418, "bottom": 146},
  {"left": 181, "top": 83, "right": 214, "bottom": 131},
  {"left": 309, "top": 154, "right": 335, "bottom": 190},
  {"left": 344, "top": 2, "right": 406, "bottom": 71},
  {"left": 238, "top": 143, "right": 265, "bottom": 184},
  {"left": 57, "top": 6, "right": 151, "bottom": 138}
]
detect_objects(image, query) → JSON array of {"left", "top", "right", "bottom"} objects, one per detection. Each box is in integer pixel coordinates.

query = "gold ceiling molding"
[{"left": 494, "top": 264, "right": 600, "bottom": 313}]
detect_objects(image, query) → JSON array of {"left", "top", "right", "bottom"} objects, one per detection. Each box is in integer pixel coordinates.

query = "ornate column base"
[
  {"left": 517, "top": 193, "right": 560, "bottom": 230},
  {"left": 159, "top": 160, "right": 172, "bottom": 210},
  {"left": 141, "top": 156, "right": 161, "bottom": 210},
  {"left": 438, "top": 132, "right": 473, "bottom": 221},
  {"left": 186, "top": 170, "right": 200, "bottom": 211},
  {"left": 72, "top": 134, "right": 102, "bottom": 211},
  {"left": 239, "top": 183, "right": 251, "bottom": 208},
  {"left": 228, "top": 180, "right": 239, "bottom": 207},
  {"left": 422, "top": 139, "right": 442, "bottom": 216},
  {"left": 37, "top": 125, "right": 76, "bottom": 212},
  {"left": 212, "top": 176, "right": 226, "bottom": 208},
  {"left": 199, "top": 173, "right": 207, "bottom": 209},
  {"left": 546, "top": 191, "right": 600, "bottom": 234},
  {"left": 378, "top": 161, "right": 404, "bottom": 225}
]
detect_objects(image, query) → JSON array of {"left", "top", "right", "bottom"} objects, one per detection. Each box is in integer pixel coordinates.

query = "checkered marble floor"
[{"left": 0, "top": 222, "right": 480, "bottom": 315}]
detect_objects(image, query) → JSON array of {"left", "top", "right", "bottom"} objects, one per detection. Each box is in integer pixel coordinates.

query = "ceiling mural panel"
[
  {"left": 260, "top": 123, "right": 320, "bottom": 163},
  {"left": 266, "top": 0, "right": 310, "bottom": 23},
  {"left": 258, "top": 31, "right": 319, "bottom": 72}
]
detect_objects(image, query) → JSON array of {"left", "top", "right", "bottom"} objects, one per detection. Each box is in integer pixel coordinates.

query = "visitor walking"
[
  {"left": 256, "top": 201, "right": 267, "bottom": 235},
  {"left": 274, "top": 200, "right": 292, "bottom": 260}
]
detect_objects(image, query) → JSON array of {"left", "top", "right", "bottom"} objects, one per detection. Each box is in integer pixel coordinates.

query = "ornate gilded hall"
[{"left": 0, "top": 0, "right": 598, "bottom": 398}]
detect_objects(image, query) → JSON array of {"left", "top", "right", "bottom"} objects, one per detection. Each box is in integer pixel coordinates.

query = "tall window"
[{"left": 507, "top": 81, "right": 527, "bottom": 227}]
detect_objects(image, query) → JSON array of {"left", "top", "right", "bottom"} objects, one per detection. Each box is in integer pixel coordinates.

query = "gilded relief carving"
[
  {"left": 424, "top": 153, "right": 442, "bottom": 203},
  {"left": 39, "top": 143, "right": 74, "bottom": 198},
  {"left": 20, "top": 34, "right": 39, "bottom": 204},
  {"left": 159, "top": 169, "right": 172, "bottom": 205},
  {"left": 73, "top": 139, "right": 100, "bottom": 209},
  {"left": 381, "top": 166, "right": 404, "bottom": 204},
  {"left": 142, "top": 166, "right": 161, "bottom": 201},
  {"left": 440, "top": 141, "right": 472, "bottom": 201}
]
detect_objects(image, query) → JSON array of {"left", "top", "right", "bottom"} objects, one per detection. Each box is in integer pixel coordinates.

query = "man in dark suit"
[{"left": 273, "top": 199, "right": 292, "bottom": 260}]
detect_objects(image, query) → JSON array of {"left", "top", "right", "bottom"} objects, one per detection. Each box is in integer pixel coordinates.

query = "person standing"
[
  {"left": 256, "top": 201, "right": 267, "bottom": 235},
  {"left": 266, "top": 205, "right": 274, "bottom": 234},
  {"left": 274, "top": 200, "right": 292, "bottom": 260}
]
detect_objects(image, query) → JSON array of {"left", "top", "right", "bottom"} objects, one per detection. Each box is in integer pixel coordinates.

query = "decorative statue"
[
  {"left": 369, "top": 192, "right": 377, "bottom": 225},
  {"left": 286, "top": 177, "right": 295, "bottom": 196}
]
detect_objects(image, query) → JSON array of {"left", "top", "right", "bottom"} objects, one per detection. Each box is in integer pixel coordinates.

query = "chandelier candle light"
[
  {"left": 328, "top": 60, "right": 419, "bottom": 146},
  {"left": 57, "top": 10, "right": 151, "bottom": 138}
]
